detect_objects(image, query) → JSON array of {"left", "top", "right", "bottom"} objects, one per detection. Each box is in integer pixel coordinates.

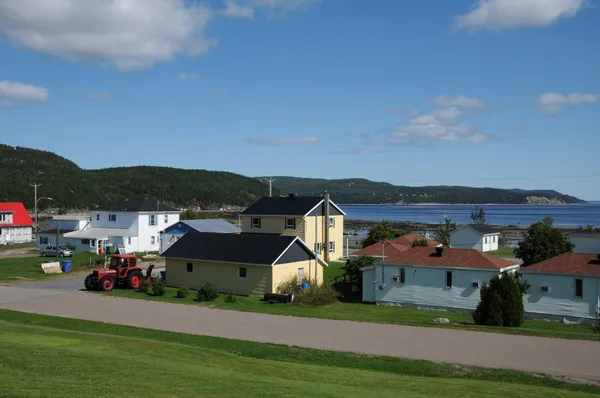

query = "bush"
[
  {"left": 66, "top": 244, "right": 76, "bottom": 251},
  {"left": 224, "top": 290, "right": 237, "bottom": 303},
  {"left": 151, "top": 278, "right": 166, "bottom": 297},
  {"left": 473, "top": 271, "right": 524, "bottom": 327},
  {"left": 276, "top": 275, "right": 309, "bottom": 295},
  {"left": 294, "top": 283, "right": 339, "bottom": 306},
  {"left": 176, "top": 285, "right": 188, "bottom": 298},
  {"left": 411, "top": 238, "right": 429, "bottom": 247},
  {"left": 138, "top": 278, "right": 150, "bottom": 294},
  {"left": 197, "top": 281, "right": 219, "bottom": 301}
]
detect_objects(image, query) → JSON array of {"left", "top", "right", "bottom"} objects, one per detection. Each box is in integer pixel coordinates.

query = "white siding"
[
  {"left": 372, "top": 264, "right": 500, "bottom": 312},
  {"left": 92, "top": 211, "right": 137, "bottom": 229},
  {"left": 450, "top": 228, "right": 483, "bottom": 251},
  {"left": 482, "top": 234, "right": 499, "bottom": 252},
  {"left": 0, "top": 226, "right": 32, "bottom": 244},
  {"left": 50, "top": 219, "right": 90, "bottom": 231},
  {"left": 362, "top": 268, "right": 376, "bottom": 302},
  {"left": 137, "top": 212, "right": 179, "bottom": 252},
  {"left": 570, "top": 236, "right": 600, "bottom": 254},
  {"left": 522, "top": 273, "right": 600, "bottom": 320}
]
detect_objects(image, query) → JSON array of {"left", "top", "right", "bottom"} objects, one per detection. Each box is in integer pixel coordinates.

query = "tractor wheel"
[
  {"left": 99, "top": 276, "right": 115, "bottom": 292},
  {"left": 126, "top": 271, "right": 143, "bottom": 289},
  {"left": 84, "top": 275, "right": 94, "bottom": 291}
]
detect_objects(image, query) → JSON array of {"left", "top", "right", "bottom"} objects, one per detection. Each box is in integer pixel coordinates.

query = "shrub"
[
  {"left": 276, "top": 275, "right": 309, "bottom": 295},
  {"left": 294, "top": 283, "right": 339, "bottom": 306},
  {"left": 411, "top": 238, "right": 429, "bottom": 247},
  {"left": 473, "top": 271, "right": 524, "bottom": 327},
  {"left": 225, "top": 290, "right": 237, "bottom": 303},
  {"left": 176, "top": 285, "right": 188, "bottom": 299},
  {"left": 594, "top": 308, "right": 600, "bottom": 334},
  {"left": 197, "top": 281, "right": 219, "bottom": 301},
  {"left": 138, "top": 278, "right": 150, "bottom": 294},
  {"left": 151, "top": 278, "right": 166, "bottom": 297}
]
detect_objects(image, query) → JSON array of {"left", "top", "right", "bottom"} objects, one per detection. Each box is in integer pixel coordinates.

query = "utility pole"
[
  {"left": 264, "top": 178, "right": 276, "bottom": 197},
  {"left": 55, "top": 222, "right": 60, "bottom": 262},
  {"left": 30, "top": 183, "right": 41, "bottom": 235}
]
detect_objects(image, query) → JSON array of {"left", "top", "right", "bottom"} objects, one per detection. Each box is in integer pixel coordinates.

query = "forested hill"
[
  {"left": 260, "top": 177, "right": 585, "bottom": 205},
  {"left": 0, "top": 145, "right": 276, "bottom": 210}
]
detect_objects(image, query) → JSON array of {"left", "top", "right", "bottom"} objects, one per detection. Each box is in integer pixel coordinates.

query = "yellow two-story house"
[{"left": 240, "top": 194, "right": 345, "bottom": 269}]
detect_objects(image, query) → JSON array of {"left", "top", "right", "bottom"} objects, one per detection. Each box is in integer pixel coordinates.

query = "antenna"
[{"left": 264, "top": 177, "right": 276, "bottom": 197}]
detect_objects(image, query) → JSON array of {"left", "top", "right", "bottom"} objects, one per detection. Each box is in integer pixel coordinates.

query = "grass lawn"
[
  {"left": 0, "top": 242, "right": 36, "bottom": 252},
  {"left": 0, "top": 310, "right": 598, "bottom": 397},
  {"left": 0, "top": 252, "right": 105, "bottom": 281},
  {"left": 325, "top": 260, "right": 346, "bottom": 281},
  {"left": 99, "top": 288, "right": 600, "bottom": 341},
  {"left": 488, "top": 247, "right": 518, "bottom": 257}
]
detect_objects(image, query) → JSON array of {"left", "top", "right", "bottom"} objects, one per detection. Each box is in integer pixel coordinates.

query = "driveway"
[{"left": 0, "top": 278, "right": 599, "bottom": 384}]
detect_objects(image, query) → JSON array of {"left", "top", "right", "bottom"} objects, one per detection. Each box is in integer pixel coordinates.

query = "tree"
[
  {"left": 411, "top": 238, "right": 429, "bottom": 247},
  {"left": 498, "top": 231, "right": 509, "bottom": 247},
  {"left": 180, "top": 208, "right": 197, "bottom": 220},
  {"left": 362, "top": 221, "right": 401, "bottom": 248},
  {"left": 341, "top": 255, "right": 375, "bottom": 286},
  {"left": 470, "top": 205, "right": 486, "bottom": 224},
  {"left": 514, "top": 216, "right": 574, "bottom": 266},
  {"left": 435, "top": 218, "right": 457, "bottom": 247},
  {"left": 473, "top": 271, "right": 524, "bottom": 327}
]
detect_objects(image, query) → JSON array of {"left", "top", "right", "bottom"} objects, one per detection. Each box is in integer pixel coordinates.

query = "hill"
[
  {"left": 0, "top": 145, "right": 276, "bottom": 210},
  {"left": 259, "top": 177, "right": 585, "bottom": 205}
]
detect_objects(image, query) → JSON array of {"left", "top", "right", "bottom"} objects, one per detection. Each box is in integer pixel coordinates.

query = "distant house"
[
  {"left": 240, "top": 194, "right": 345, "bottom": 261},
  {"left": 159, "top": 219, "right": 240, "bottom": 254},
  {"left": 0, "top": 202, "right": 33, "bottom": 245},
  {"left": 450, "top": 224, "right": 500, "bottom": 252},
  {"left": 569, "top": 232, "right": 600, "bottom": 254},
  {"left": 37, "top": 215, "right": 91, "bottom": 249},
  {"left": 361, "top": 246, "right": 519, "bottom": 310},
  {"left": 63, "top": 199, "right": 180, "bottom": 254},
  {"left": 521, "top": 252, "right": 600, "bottom": 324},
  {"left": 351, "top": 233, "right": 441, "bottom": 259},
  {"left": 162, "top": 232, "right": 327, "bottom": 296}
]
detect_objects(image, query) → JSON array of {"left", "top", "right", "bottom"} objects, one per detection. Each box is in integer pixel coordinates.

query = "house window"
[
  {"left": 329, "top": 241, "right": 335, "bottom": 253},
  {"left": 108, "top": 214, "right": 117, "bottom": 222},
  {"left": 127, "top": 237, "right": 131, "bottom": 245},
  {"left": 0, "top": 214, "right": 6, "bottom": 223},
  {"left": 82, "top": 239, "right": 90, "bottom": 245},
  {"left": 39, "top": 236, "right": 48, "bottom": 245},
  {"left": 400, "top": 268, "right": 405, "bottom": 284},
  {"left": 164, "top": 215, "right": 168, "bottom": 223},
  {"left": 96, "top": 214, "right": 100, "bottom": 221},
  {"left": 445, "top": 271, "right": 453, "bottom": 288},
  {"left": 239, "top": 267, "right": 247, "bottom": 278},
  {"left": 187, "top": 262, "right": 193, "bottom": 272},
  {"left": 314, "top": 242, "right": 322, "bottom": 253},
  {"left": 150, "top": 215, "right": 156, "bottom": 226},
  {"left": 329, "top": 217, "right": 335, "bottom": 228},
  {"left": 575, "top": 279, "right": 583, "bottom": 298},
  {"left": 493, "top": 236, "right": 496, "bottom": 243},
  {"left": 485, "top": 237, "right": 488, "bottom": 243},
  {"left": 285, "top": 218, "right": 296, "bottom": 230},
  {"left": 251, "top": 217, "right": 261, "bottom": 229},
  {"left": 298, "top": 268, "right": 305, "bottom": 279},
  {"left": 151, "top": 236, "right": 155, "bottom": 245}
]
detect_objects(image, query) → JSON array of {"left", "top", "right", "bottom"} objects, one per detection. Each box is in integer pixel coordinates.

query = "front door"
[{"left": 97, "top": 240, "right": 103, "bottom": 255}]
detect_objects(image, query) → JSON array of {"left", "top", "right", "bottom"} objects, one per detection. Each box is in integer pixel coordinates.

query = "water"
[{"left": 340, "top": 202, "right": 600, "bottom": 227}]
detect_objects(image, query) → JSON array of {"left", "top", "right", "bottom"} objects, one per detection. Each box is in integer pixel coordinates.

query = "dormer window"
[
  {"left": 251, "top": 217, "right": 261, "bottom": 229},
  {"left": 285, "top": 218, "right": 296, "bottom": 230}
]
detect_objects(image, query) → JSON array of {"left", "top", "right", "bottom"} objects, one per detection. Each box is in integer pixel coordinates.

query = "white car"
[{"left": 41, "top": 245, "right": 74, "bottom": 257}]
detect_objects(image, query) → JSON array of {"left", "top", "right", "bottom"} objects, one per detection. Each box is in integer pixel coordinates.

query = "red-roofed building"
[
  {"left": 521, "top": 252, "right": 600, "bottom": 324},
  {"left": 351, "top": 233, "right": 441, "bottom": 259},
  {"left": 361, "top": 246, "right": 519, "bottom": 312},
  {"left": 0, "top": 202, "right": 34, "bottom": 245}
]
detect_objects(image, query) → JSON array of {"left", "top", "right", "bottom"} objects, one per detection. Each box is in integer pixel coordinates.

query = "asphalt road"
[{"left": 1, "top": 277, "right": 599, "bottom": 384}]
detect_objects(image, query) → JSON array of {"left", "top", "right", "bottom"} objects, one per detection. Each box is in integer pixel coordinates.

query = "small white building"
[
  {"left": 63, "top": 199, "right": 180, "bottom": 254},
  {"left": 521, "top": 252, "right": 600, "bottom": 324},
  {"left": 569, "top": 232, "right": 600, "bottom": 254},
  {"left": 450, "top": 224, "right": 500, "bottom": 252},
  {"left": 37, "top": 215, "right": 91, "bottom": 249},
  {"left": 159, "top": 219, "right": 240, "bottom": 254},
  {"left": 361, "top": 246, "right": 519, "bottom": 311},
  {"left": 0, "top": 202, "right": 33, "bottom": 245}
]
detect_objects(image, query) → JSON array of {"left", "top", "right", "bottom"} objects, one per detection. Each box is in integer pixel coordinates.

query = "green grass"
[
  {"left": 0, "top": 252, "right": 106, "bottom": 281},
  {"left": 325, "top": 260, "right": 346, "bottom": 281},
  {"left": 99, "top": 288, "right": 600, "bottom": 341},
  {"left": 488, "top": 247, "right": 518, "bottom": 257},
  {"left": 0, "top": 242, "right": 36, "bottom": 252},
  {"left": 0, "top": 310, "right": 598, "bottom": 397}
]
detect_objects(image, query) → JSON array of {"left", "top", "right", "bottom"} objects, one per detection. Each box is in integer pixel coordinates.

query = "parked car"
[{"left": 40, "top": 245, "right": 74, "bottom": 257}]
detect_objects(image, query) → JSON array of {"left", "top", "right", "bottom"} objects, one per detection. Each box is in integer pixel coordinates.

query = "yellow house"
[
  {"left": 161, "top": 232, "right": 328, "bottom": 296},
  {"left": 240, "top": 194, "right": 346, "bottom": 262}
]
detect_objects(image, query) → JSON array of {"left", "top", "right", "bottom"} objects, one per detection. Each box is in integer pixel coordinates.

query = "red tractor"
[{"left": 84, "top": 254, "right": 145, "bottom": 292}]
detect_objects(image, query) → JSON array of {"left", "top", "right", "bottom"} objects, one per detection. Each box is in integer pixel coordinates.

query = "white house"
[
  {"left": 450, "top": 224, "right": 500, "bottom": 252},
  {"left": 63, "top": 199, "right": 180, "bottom": 254},
  {"left": 569, "top": 232, "right": 600, "bottom": 254},
  {"left": 0, "top": 202, "right": 33, "bottom": 245},
  {"left": 37, "top": 215, "right": 91, "bottom": 249},
  {"left": 159, "top": 219, "right": 240, "bottom": 254},
  {"left": 361, "top": 246, "right": 519, "bottom": 311},
  {"left": 521, "top": 252, "right": 600, "bottom": 324}
]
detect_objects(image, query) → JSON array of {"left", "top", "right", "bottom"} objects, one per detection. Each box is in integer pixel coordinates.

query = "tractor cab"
[{"left": 109, "top": 254, "right": 139, "bottom": 269}]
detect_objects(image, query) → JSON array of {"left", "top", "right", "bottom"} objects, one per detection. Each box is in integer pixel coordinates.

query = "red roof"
[
  {"left": 0, "top": 202, "right": 34, "bottom": 227},
  {"left": 383, "top": 246, "right": 516, "bottom": 270},
  {"left": 392, "top": 233, "right": 440, "bottom": 247},
  {"left": 522, "top": 253, "right": 600, "bottom": 276},
  {"left": 353, "top": 233, "right": 441, "bottom": 257}
]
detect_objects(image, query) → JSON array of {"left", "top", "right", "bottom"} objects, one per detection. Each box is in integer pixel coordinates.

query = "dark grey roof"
[
  {"left": 38, "top": 228, "right": 76, "bottom": 234},
  {"left": 182, "top": 219, "right": 240, "bottom": 233},
  {"left": 161, "top": 232, "right": 302, "bottom": 265},
  {"left": 467, "top": 224, "right": 498, "bottom": 235},
  {"left": 97, "top": 199, "right": 179, "bottom": 212},
  {"left": 241, "top": 196, "right": 323, "bottom": 216}
]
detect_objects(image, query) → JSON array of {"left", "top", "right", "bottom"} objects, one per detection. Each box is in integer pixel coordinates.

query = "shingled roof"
[
  {"left": 383, "top": 246, "right": 516, "bottom": 270},
  {"left": 352, "top": 233, "right": 440, "bottom": 257},
  {"left": 463, "top": 224, "right": 498, "bottom": 235},
  {"left": 522, "top": 253, "right": 600, "bottom": 276}
]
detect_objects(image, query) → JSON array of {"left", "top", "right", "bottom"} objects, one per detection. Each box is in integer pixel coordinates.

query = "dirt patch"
[{"left": 0, "top": 249, "right": 38, "bottom": 258}]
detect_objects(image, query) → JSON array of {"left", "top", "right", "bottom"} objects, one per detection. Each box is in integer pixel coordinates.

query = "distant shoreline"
[{"left": 339, "top": 203, "right": 588, "bottom": 206}]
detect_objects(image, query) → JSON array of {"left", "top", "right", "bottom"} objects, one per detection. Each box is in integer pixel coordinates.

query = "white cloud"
[
  {"left": 455, "top": 0, "right": 586, "bottom": 31},
  {"left": 246, "top": 136, "right": 318, "bottom": 146},
  {"left": 0, "top": 81, "right": 49, "bottom": 106},
  {"left": 178, "top": 73, "right": 199, "bottom": 82},
  {"left": 537, "top": 92, "right": 599, "bottom": 114},
  {"left": 430, "top": 95, "right": 485, "bottom": 109},
  {"left": 223, "top": 0, "right": 255, "bottom": 18},
  {"left": 0, "top": 0, "right": 215, "bottom": 71},
  {"left": 87, "top": 92, "right": 110, "bottom": 100},
  {"left": 221, "top": 0, "right": 314, "bottom": 18}
]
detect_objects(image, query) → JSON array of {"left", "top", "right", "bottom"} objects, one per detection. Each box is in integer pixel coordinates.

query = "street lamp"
[{"left": 34, "top": 196, "right": 53, "bottom": 235}]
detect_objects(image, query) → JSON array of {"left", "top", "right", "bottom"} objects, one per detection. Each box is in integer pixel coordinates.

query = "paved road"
[{"left": 1, "top": 278, "right": 599, "bottom": 384}]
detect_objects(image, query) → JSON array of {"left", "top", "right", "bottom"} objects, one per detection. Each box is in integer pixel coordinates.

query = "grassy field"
[
  {"left": 488, "top": 247, "right": 518, "bottom": 257},
  {"left": 0, "top": 310, "right": 598, "bottom": 397},
  {"left": 99, "top": 288, "right": 600, "bottom": 341},
  {"left": 0, "top": 242, "right": 36, "bottom": 252},
  {"left": 0, "top": 252, "right": 106, "bottom": 281},
  {"left": 325, "top": 260, "right": 346, "bottom": 281}
]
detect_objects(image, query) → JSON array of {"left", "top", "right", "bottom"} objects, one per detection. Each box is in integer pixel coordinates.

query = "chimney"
[
  {"left": 436, "top": 246, "right": 444, "bottom": 257},
  {"left": 324, "top": 191, "right": 330, "bottom": 263}
]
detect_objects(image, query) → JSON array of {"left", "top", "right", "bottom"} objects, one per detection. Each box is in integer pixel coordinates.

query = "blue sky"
[{"left": 0, "top": 0, "right": 599, "bottom": 200}]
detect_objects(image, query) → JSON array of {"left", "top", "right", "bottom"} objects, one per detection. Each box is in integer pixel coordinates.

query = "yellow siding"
[
  {"left": 165, "top": 259, "right": 272, "bottom": 296},
  {"left": 240, "top": 215, "right": 305, "bottom": 238},
  {"left": 272, "top": 259, "right": 324, "bottom": 291},
  {"left": 302, "top": 215, "right": 345, "bottom": 261}
]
